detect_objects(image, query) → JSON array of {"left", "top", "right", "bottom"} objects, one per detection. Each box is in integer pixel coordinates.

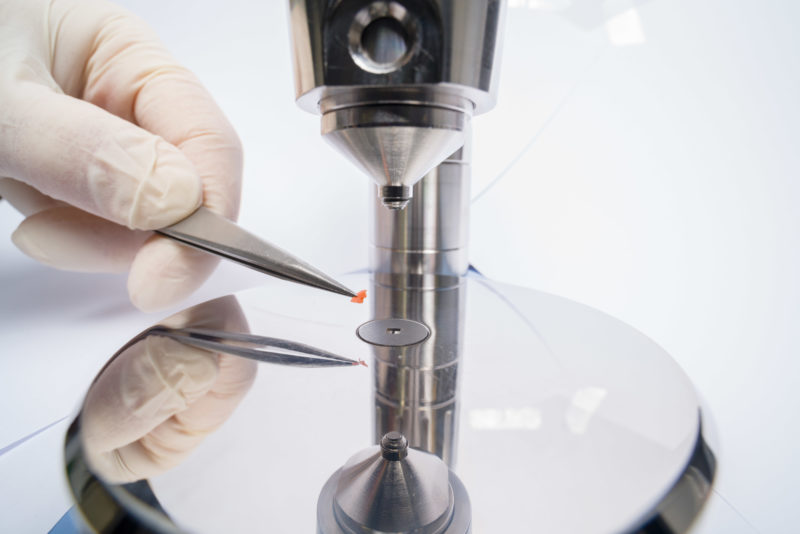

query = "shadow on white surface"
[
  {"left": 0, "top": 263, "right": 134, "bottom": 322},
  {"left": 0, "top": 419, "right": 73, "bottom": 533}
]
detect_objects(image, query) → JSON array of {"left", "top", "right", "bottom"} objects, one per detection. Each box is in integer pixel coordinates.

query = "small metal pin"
[{"left": 380, "top": 431, "right": 408, "bottom": 461}]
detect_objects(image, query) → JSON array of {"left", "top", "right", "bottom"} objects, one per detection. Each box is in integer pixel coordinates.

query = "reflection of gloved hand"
[
  {"left": 0, "top": 0, "right": 241, "bottom": 311},
  {"left": 81, "top": 296, "right": 257, "bottom": 483}
]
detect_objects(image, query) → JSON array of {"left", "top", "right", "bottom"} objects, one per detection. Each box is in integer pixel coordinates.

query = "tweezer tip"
[
  {"left": 329, "top": 283, "right": 359, "bottom": 299},
  {"left": 295, "top": 267, "right": 358, "bottom": 298},
  {"left": 337, "top": 282, "right": 359, "bottom": 298}
]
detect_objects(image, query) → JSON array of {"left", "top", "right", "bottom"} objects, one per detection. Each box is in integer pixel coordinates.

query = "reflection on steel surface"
[
  {"left": 370, "top": 279, "right": 466, "bottom": 467},
  {"left": 61, "top": 276, "right": 718, "bottom": 533},
  {"left": 150, "top": 326, "right": 364, "bottom": 367},
  {"left": 79, "top": 296, "right": 257, "bottom": 485}
]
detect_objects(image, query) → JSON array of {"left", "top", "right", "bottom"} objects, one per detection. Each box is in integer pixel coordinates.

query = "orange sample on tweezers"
[{"left": 351, "top": 289, "right": 367, "bottom": 303}]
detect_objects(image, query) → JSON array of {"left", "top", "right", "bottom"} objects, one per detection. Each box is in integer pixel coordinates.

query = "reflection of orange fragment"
[{"left": 351, "top": 289, "right": 367, "bottom": 303}]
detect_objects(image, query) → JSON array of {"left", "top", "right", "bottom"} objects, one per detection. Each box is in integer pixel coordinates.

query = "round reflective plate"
[{"left": 65, "top": 273, "right": 714, "bottom": 533}]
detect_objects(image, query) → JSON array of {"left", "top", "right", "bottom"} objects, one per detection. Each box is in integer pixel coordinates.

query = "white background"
[{"left": 1, "top": 0, "right": 797, "bottom": 532}]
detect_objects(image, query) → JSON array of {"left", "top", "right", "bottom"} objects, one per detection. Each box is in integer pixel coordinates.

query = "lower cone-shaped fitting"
[
  {"left": 321, "top": 103, "right": 469, "bottom": 209},
  {"left": 317, "top": 432, "right": 472, "bottom": 534}
]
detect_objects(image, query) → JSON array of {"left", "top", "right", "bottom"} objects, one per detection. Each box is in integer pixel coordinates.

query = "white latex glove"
[
  {"left": 81, "top": 296, "right": 257, "bottom": 483},
  {"left": 0, "top": 0, "right": 242, "bottom": 311}
]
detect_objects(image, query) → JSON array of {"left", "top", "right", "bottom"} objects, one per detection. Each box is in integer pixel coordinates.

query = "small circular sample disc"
[{"left": 357, "top": 318, "right": 430, "bottom": 347}]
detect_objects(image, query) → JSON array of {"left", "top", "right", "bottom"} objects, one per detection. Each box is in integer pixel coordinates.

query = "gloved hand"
[
  {"left": 0, "top": 0, "right": 242, "bottom": 311},
  {"left": 81, "top": 296, "right": 257, "bottom": 483}
]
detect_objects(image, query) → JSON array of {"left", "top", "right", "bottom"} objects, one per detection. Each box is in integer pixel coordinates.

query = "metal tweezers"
[
  {"left": 148, "top": 326, "right": 366, "bottom": 368},
  {"left": 156, "top": 207, "right": 357, "bottom": 298}
]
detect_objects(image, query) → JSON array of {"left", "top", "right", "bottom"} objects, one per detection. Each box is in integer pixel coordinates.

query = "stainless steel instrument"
[
  {"left": 157, "top": 206, "right": 357, "bottom": 298},
  {"left": 148, "top": 325, "right": 366, "bottom": 368}
]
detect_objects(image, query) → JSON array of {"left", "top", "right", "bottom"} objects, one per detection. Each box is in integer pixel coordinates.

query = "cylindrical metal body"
[
  {"left": 289, "top": 1, "right": 504, "bottom": 113},
  {"left": 369, "top": 133, "right": 470, "bottom": 466}
]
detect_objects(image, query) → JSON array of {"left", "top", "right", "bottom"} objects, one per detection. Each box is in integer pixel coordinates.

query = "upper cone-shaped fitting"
[
  {"left": 321, "top": 102, "right": 469, "bottom": 209},
  {"left": 317, "top": 431, "right": 472, "bottom": 534}
]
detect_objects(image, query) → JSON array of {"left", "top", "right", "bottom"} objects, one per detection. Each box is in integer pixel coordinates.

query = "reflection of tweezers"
[
  {"left": 156, "top": 207, "right": 357, "bottom": 298},
  {"left": 148, "top": 326, "right": 367, "bottom": 368}
]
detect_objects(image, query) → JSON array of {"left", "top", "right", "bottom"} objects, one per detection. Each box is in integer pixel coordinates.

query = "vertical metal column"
[{"left": 369, "top": 132, "right": 471, "bottom": 466}]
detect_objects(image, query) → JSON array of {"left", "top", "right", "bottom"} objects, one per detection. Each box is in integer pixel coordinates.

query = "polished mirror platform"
[{"left": 65, "top": 273, "right": 714, "bottom": 533}]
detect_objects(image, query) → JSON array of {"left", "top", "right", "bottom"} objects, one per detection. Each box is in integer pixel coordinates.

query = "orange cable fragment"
[{"left": 350, "top": 289, "right": 367, "bottom": 303}]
